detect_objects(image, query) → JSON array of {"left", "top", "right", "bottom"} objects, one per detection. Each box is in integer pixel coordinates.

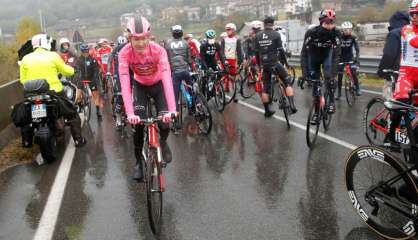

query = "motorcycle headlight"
[{"left": 65, "top": 86, "right": 74, "bottom": 100}]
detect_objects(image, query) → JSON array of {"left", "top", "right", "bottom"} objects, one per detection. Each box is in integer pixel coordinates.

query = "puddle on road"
[{"left": 0, "top": 138, "right": 38, "bottom": 176}]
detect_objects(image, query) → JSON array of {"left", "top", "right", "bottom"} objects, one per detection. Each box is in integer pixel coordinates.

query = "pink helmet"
[{"left": 126, "top": 15, "right": 151, "bottom": 37}]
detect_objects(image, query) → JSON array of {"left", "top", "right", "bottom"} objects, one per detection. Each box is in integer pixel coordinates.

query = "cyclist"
[
  {"left": 378, "top": 11, "right": 410, "bottom": 97},
  {"left": 255, "top": 16, "right": 297, "bottom": 117},
  {"left": 165, "top": 25, "right": 192, "bottom": 132},
  {"left": 75, "top": 43, "right": 103, "bottom": 120},
  {"left": 119, "top": 15, "right": 176, "bottom": 182},
  {"left": 336, "top": 21, "right": 361, "bottom": 99},
  {"left": 96, "top": 38, "right": 113, "bottom": 94},
  {"left": 200, "top": 29, "right": 226, "bottom": 71},
  {"left": 19, "top": 33, "right": 86, "bottom": 147},
  {"left": 184, "top": 33, "right": 200, "bottom": 71},
  {"left": 220, "top": 23, "right": 244, "bottom": 102},
  {"left": 107, "top": 35, "right": 129, "bottom": 129},
  {"left": 300, "top": 9, "right": 341, "bottom": 121},
  {"left": 244, "top": 21, "right": 262, "bottom": 62},
  {"left": 57, "top": 38, "right": 76, "bottom": 66},
  {"left": 385, "top": 0, "right": 418, "bottom": 146}
]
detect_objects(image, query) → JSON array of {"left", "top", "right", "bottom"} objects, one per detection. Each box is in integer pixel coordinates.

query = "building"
[
  {"left": 184, "top": 6, "right": 202, "bottom": 22},
  {"left": 321, "top": 0, "right": 342, "bottom": 12},
  {"left": 285, "top": 0, "right": 312, "bottom": 15}
]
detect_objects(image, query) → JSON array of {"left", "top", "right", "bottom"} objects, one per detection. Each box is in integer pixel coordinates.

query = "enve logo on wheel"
[
  {"left": 348, "top": 191, "right": 369, "bottom": 221},
  {"left": 357, "top": 149, "right": 384, "bottom": 162}
]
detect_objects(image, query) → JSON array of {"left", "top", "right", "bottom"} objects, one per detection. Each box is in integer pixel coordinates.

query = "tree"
[
  {"left": 357, "top": 5, "right": 381, "bottom": 23},
  {"left": 381, "top": 0, "right": 409, "bottom": 20},
  {"left": 15, "top": 17, "right": 41, "bottom": 46}
]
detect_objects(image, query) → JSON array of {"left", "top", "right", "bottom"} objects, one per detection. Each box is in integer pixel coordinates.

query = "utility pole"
[{"left": 39, "top": 10, "right": 44, "bottom": 32}]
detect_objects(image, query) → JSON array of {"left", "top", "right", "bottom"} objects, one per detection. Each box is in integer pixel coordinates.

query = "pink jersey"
[{"left": 118, "top": 41, "right": 176, "bottom": 116}]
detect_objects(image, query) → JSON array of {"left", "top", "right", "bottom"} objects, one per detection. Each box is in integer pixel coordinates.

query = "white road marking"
[
  {"left": 33, "top": 140, "right": 76, "bottom": 240},
  {"left": 362, "top": 89, "right": 382, "bottom": 95},
  {"left": 236, "top": 100, "right": 357, "bottom": 150}
]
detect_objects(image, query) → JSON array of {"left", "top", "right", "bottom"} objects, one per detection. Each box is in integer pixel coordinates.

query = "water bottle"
[{"left": 181, "top": 84, "right": 192, "bottom": 108}]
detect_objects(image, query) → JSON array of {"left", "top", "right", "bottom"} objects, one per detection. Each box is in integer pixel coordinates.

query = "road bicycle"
[
  {"left": 299, "top": 77, "right": 333, "bottom": 148},
  {"left": 200, "top": 69, "right": 226, "bottom": 112},
  {"left": 345, "top": 90, "right": 418, "bottom": 240},
  {"left": 338, "top": 61, "right": 359, "bottom": 107}
]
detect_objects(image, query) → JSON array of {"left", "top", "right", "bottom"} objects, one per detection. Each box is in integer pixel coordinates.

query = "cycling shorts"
[{"left": 394, "top": 66, "right": 418, "bottom": 103}]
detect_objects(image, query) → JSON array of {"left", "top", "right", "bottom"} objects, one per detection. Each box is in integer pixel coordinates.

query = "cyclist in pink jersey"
[{"left": 119, "top": 15, "right": 176, "bottom": 181}]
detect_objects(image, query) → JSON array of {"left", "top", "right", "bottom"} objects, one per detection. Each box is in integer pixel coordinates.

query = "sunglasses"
[{"left": 410, "top": 11, "right": 418, "bottom": 17}]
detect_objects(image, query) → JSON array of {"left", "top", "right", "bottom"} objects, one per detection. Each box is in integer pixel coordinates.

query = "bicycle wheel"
[
  {"left": 306, "top": 102, "right": 320, "bottom": 148},
  {"left": 224, "top": 76, "right": 237, "bottom": 104},
  {"left": 345, "top": 75, "right": 356, "bottom": 107},
  {"left": 278, "top": 85, "right": 291, "bottom": 129},
  {"left": 194, "top": 94, "right": 212, "bottom": 135},
  {"left": 364, "top": 97, "right": 389, "bottom": 146},
  {"left": 345, "top": 145, "right": 418, "bottom": 240},
  {"left": 240, "top": 69, "right": 256, "bottom": 99},
  {"left": 214, "top": 80, "right": 226, "bottom": 112},
  {"left": 146, "top": 148, "right": 163, "bottom": 235},
  {"left": 323, "top": 92, "right": 333, "bottom": 131},
  {"left": 83, "top": 88, "right": 92, "bottom": 123}
]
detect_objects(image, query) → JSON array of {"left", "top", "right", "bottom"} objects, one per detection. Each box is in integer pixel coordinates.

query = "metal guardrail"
[
  {"left": 289, "top": 54, "right": 381, "bottom": 75},
  {"left": 0, "top": 80, "right": 23, "bottom": 131}
]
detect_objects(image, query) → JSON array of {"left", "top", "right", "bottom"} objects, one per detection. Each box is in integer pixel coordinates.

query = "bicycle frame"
[{"left": 143, "top": 120, "right": 165, "bottom": 192}]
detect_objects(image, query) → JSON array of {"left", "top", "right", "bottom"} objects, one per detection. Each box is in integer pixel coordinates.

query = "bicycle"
[
  {"left": 299, "top": 77, "right": 333, "bottom": 148},
  {"left": 177, "top": 72, "right": 212, "bottom": 135},
  {"left": 79, "top": 80, "right": 93, "bottom": 124},
  {"left": 364, "top": 69, "right": 399, "bottom": 146},
  {"left": 338, "top": 61, "right": 359, "bottom": 107},
  {"left": 222, "top": 68, "right": 238, "bottom": 104},
  {"left": 345, "top": 90, "right": 418, "bottom": 240},
  {"left": 238, "top": 58, "right": 258, "bottom": 99},
  {"left": 200, "top": 68, "right": 226, "bottom": 112},
  {"left": 139, "top": 112, "right": 175, "bottom": 235},
  {"left": 268, "top": 68, "right": 293, "bottom": 129}
]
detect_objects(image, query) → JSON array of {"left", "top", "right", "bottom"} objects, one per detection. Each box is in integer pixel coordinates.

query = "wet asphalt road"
[{"left": 0, "top": 86, "right": 387, "bottom": 240}]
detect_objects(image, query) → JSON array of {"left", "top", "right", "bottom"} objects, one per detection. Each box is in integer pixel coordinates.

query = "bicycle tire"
[
  {"left": 306, "top": 102, "right": 320, "bottom": 148},
  {"left": 278, "top": 84, "right": 291, "bottom": 129},
  {"left": 323, "top": 92, "right": 333, "bottom": 131},
  {"left": 240, "top": 69, "right": 256, "bottom": 99},
  {"left": 83, "top": 88, "right": 92, "bottom": 123},
  {"left": 224, "top": 76, "right": 237, "bottom": 104},
  {"left": 194, "top": 94, "right": 212, "bottom": 135},
  {"left": 345, "top": 145, "right": 418, "bottom": 240},
  {"left": 364, "top": 97, "right": 389, "bottom": 146},
  {"left": 214, "top": 80, "right": 226, "bottom": 112},
  {"left": 345, "top": 75, "right": 355, "bottom": 107},
  {"left": 146, "top": 148, "right": 163, "bottom": 235}
]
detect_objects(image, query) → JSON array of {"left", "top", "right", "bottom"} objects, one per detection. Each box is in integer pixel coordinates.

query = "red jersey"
[{"left": 96, "top": 46, "right": 113, "bottom": 74}]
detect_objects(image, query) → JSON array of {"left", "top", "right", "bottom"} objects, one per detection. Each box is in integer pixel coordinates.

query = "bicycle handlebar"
[{"left": 382, "top": 69, "right": 400, "bottom": 75}]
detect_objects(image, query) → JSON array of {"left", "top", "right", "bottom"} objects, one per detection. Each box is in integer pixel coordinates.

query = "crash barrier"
[
  {"left": 0, "top": 80, "right": 23, "bottom": 131},
  {"left": 288, "top": 54, "right": 381, "bottom": 76}
]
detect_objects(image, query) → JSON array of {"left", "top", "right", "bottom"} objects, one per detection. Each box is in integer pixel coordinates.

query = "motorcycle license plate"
[{"left": 32, "top": 104, "right": 47, "bottom": 118}]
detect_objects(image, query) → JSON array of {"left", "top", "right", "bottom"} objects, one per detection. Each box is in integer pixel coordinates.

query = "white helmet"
[
  {"left": 31, "top": 33, "right": 52, "bottom": 50},
  {"left": 251, "top": 20, "right": 263, "bottom": 30},
  {"left": 98, "top": 38, "right": 108, "bottom": 45},
  {"left": 59, "top": 37, "right": 70, "bottom": 45},
  {"left": 117, "top": 35, "right": 128, "bottom": 45},
  {"left": 341, "top": 21, "right": 353, "bottom": 29},
  {"left": 225, "top": 23, "right": 237, "bottom": 31}
]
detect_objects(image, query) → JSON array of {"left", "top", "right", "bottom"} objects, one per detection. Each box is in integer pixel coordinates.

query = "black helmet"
[
  {"left": 263, "top": 16, "right": 275, "bottom": 25},
  {"left": 171, "top": 25, "right": 183, "bottom": 39}
]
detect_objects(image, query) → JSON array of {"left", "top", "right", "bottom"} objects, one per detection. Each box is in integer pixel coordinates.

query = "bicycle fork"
[{"left": 149, "top": 124, "right": 165, "bottom": 192}]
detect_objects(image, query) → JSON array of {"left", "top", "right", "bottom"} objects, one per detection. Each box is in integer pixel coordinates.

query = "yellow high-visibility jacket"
[{"left": 20, "top": 48, "right": 74, "bottom": 93}]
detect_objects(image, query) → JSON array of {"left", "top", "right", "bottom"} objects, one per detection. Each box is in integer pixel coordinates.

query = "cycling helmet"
[
  {"left": 263, "top": 16, "right": 275, "bottom": 25},
  {"left": 59, "top": 38, "right": 70, "bottom": 45},
  {"left": 98, "top": 38, "right": 108, "bottom": 45},
  {"left": 117, "top": 36, "right": 128, "bottom": 45},
  {"left": 410, "top": 0, "right": 418, "bottom": 13},
  {"left": 341, "top": 21, "right": 353, "bottom": 29},
  {"left": 319, "top": 9, "right": 336, "bottom": 23},
  {"left": 205, "top": 29, "right": 216, "bottom": 39},
  {"left": 80, "top": 43, "right": 89, "bottom": 52},
  {"left": 31, "top": 33, "right": 52, "bottom": 50},
  {"left": 225, "top": 23, "right": 237, "bottom": 31},
  {"left": 126, "top": 15, "right": 151, "bottom": 37},
  {"left": 251, "top": 20, "right": 263, "bottom": 30},
  {"left": 172, "top": 25, "right": 183, "bottom": 39}
]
